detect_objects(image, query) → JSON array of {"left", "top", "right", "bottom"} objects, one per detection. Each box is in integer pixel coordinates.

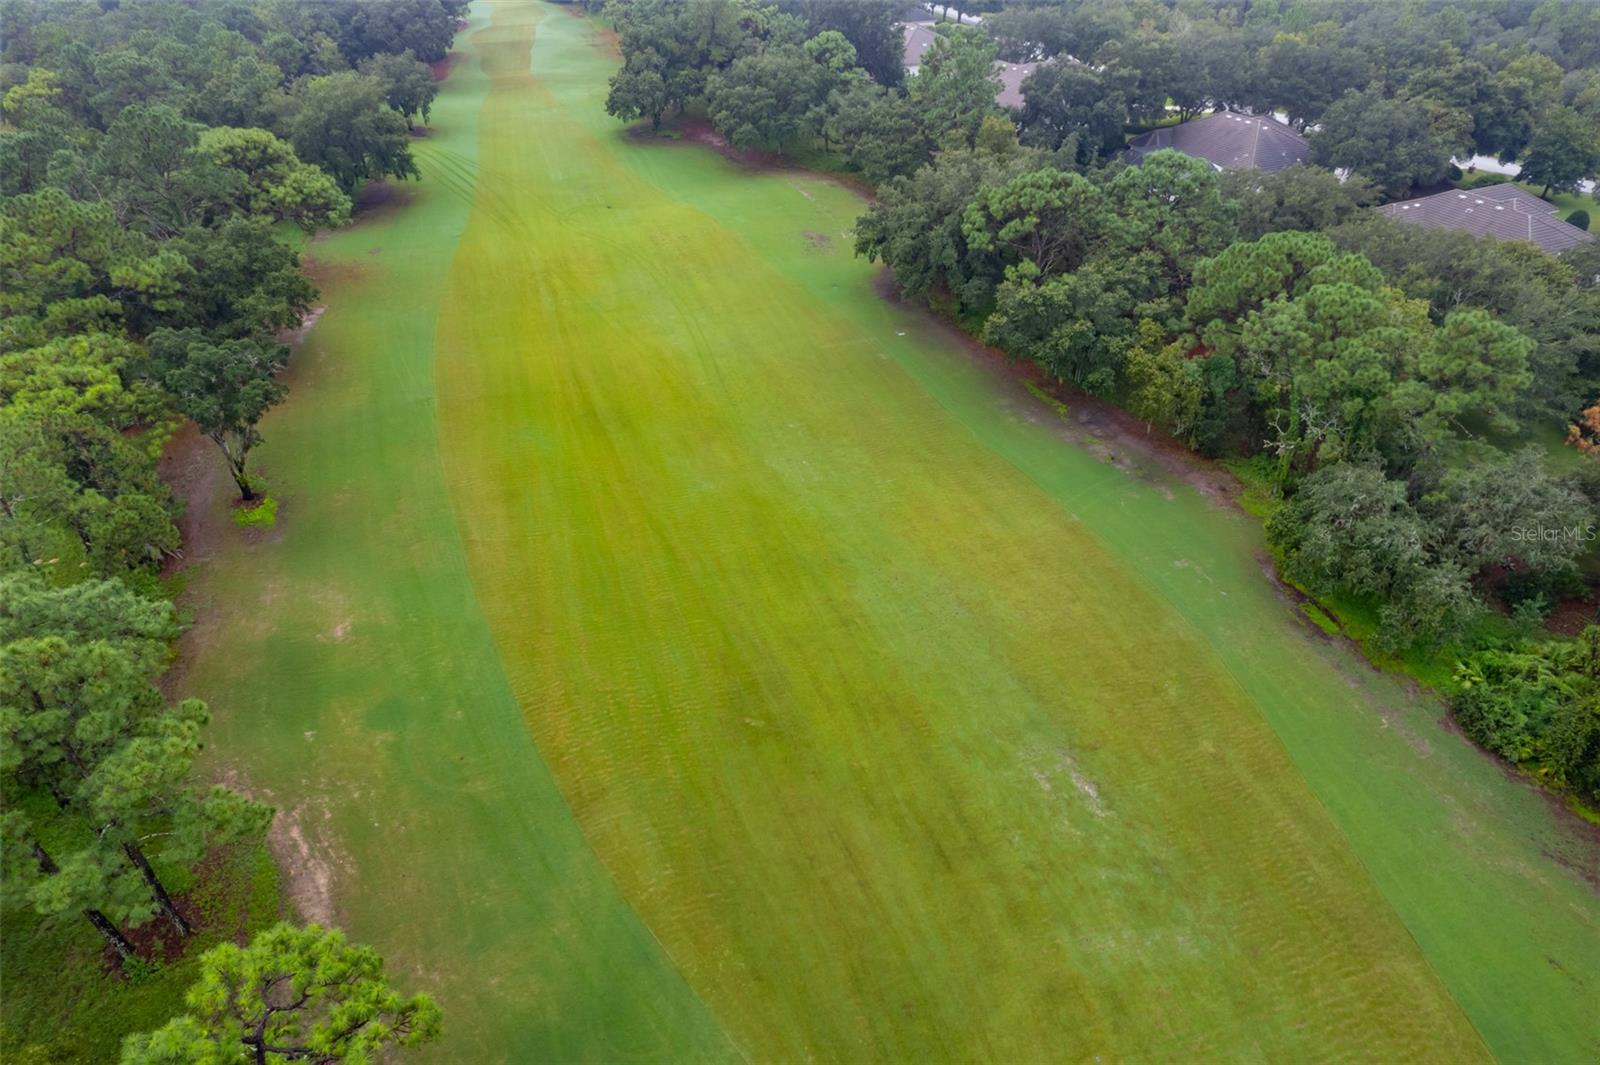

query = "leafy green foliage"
[
  {"left": 1455, "top": 627, "right": 1600, "bottom": 801},
  {"left": 1223, "top": 164, "right": 1378, "bottom": 241},
  {"left": 706, "top": 33, "right": 861, "bottom": 151},
  {"left": 1518, "top": 105, "right": 1600, "bottom": 195},
  {"left": 1014, "top": 61, "right": 1125, "bottom": 163},
  {"left": 276, "top": 72, "right": 419, "bottom": 194},
  {"left": 604, "top": 0, "right": 773, "bottom": 132},
  {"left": 775, "top": 0, "right": 903, "bottom": 87},
  {"left": 1330, "top": 215, "right": 1600, "bottom": 419},
  {"left": 1311, "top": 88, "right": 1467, "bottom": 198},
  {"left": 907, "top": 26, "right": 1000, "bottom": 148},
  {"left": 962, "top": 168, "right": 1107, "bottom": 276},
  {"left": 147, "top": 330, "right": 289, "bottom": 501},
  {"left": 231, "top": 496, "right": 279, "bottom": 530},
  {"left": 1, "top": 574, "right": 271, "bottom": 942},
  {"left": 196, "top": 128, "right": 352, "bottom": 231},
  {"left": 360, "top": 51, "right": 441, "bottom": 126},
  {"left": 1267, "top": 464, "right": 1481, "bottom": 651},
  {"left": 122, "top": 923, "right": 441, "bottom": 1065},
  {"left": 2, "top": 840, "right": 282, "bottom": 1064},
  {"left": 825, "top": 81, "right": 933, "bottom": 182}
]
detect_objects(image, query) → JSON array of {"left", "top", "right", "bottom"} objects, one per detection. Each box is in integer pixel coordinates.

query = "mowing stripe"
[
  {"left": 432, "top": 3, "right": 1527, "bottom": 1061},
  {"left": 184, "top": 5, "right": 741, "bottom": 1060}
]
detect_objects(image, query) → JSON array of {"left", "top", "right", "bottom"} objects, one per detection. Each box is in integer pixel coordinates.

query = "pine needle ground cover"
[{"left": 179, "top": 2, "right": 1598, "bottom": 1061}]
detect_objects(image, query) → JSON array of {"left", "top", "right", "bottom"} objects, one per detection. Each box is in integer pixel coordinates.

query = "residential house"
[
  {"left": 1377, "top": 183, "right": 1594, "bottom": 255},
  {"left": 1127, "top": 111, "right": 1310, "bottom": 173}
]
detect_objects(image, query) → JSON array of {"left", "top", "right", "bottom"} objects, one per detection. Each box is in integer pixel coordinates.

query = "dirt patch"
[
  {"left": 267, "top": 802, "right": 340, "bottom": 926},
  {"left": 281, "top": 304, "right": 327, "bottom": 347},
  {"left": 558, "top": 3, "right": 621, "bottom": 52},
  {"left": 803, "top": 230, "right": 832, "bottom": 251},
  {"left": 430, "top": 53, "right": 457, "bottom": 82},
  {"left": 1546, "top": 591, "right": 1599, "bottom": 636},
  {"left": 352, "top": 180, "right": 414, "bottom": 221},
  {"left": 158, "top": 423, "right": 224, "bottom": 577}
]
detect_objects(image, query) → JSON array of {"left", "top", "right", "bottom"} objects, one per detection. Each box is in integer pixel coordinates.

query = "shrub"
[
  {"left": 1567, "top": 209, "right": 1590, "bottom": 231},
  {"left": 231, "top": 496, "right": 278, "bottom": 529}
]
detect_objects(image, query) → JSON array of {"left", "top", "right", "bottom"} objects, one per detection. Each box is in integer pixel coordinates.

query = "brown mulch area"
[
  {"left": 104, "top": 903, "right": 192, "bottom": 973},
  {"left": 157, "top": 423, "right": 223, "bottom": 578},
  {"left": 1547, "top": 592, "right": 1600, "bottom": 636}
]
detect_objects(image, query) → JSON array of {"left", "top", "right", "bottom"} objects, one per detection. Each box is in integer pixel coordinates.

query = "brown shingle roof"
[
  {"left": 1378, "top": 184, "right": 1594, "bottom": 255},
  {"left": 1128, "top": 111, "right": 1310, "bottom": 173}
]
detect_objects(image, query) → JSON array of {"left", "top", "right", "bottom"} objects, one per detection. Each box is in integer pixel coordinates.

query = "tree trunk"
[
  {"left": 84, "top": 908, "right": 139, "bottom": 961},
  {"left": 230, "top": 461, "right": 258, "bottom": 503},
  {"left": 123, "top": 841, "right": 193, "bottom": 937},
  {"left": 214, "top": 433, "right": 257, "bottom": 502},
  {"left": 32, "top": 842, "right": 137, "bottom": 961}
]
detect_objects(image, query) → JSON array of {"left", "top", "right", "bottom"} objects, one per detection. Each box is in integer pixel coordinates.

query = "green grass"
[
  {"left": 1022, "top": 379, "right": 1070, "bottom": 419},
  {"left": 1217, "top": 454, "right": 1282, "bottom": 520},
  {"left": 168, "top": 2, "right": 1599, "bottom": 1061},
  {"left": 0, "top": 842, "right": 281, "bottom": 1064}
]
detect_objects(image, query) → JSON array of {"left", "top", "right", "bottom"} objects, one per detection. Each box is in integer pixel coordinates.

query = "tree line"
[
  {"left": 989, "top": 0, "right": 1600, "bottom": 199},
  {"left": 603, "top": 0, "right": 1600, "bottom": 203},
  {"left": 604, "top": 0, "right": 1020, "bottom": 181},
  {"left": 1, "top": 1, "right": 453, "bottom": 1060}
]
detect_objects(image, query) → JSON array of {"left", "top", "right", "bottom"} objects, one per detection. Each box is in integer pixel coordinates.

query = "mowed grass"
[
  {"left": 165, "top": 2, "right": 1599, "bottom": 1062},
  {"left": 430, "top": 2, "right": 1590, "bottom": 1061},
  {"left": 173, "top": 7, "right": 737, "bottom": 1062}
]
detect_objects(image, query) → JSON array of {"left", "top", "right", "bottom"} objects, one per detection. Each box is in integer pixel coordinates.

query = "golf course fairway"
[{"left": 176, "top": 1, "right": 1598, "bottom": 1060}]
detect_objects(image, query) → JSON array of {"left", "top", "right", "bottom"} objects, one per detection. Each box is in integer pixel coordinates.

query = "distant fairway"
[{"left": 178, "top": 1, "right": 1598, "bottom": 1061}]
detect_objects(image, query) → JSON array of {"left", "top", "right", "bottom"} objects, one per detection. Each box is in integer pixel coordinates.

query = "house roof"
[
  {"left": 1378, "top": 183, "right": 1594, "bottom": 255},
  {"left": 902, "top": 23, "right": 936, "bottom": 71},
  {"left": 901, "top": 24, "right": 1037, "bottom": 109},
  {"left": 994, "top": 61, "right": 1037, "bottom": 109},
  {"left": 1127, "top": 111, "right": 1310, "bottom": 173}
]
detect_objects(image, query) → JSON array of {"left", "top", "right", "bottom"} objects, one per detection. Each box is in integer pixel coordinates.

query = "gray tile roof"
[
  {"left": 902, "top": 23, "right": 936, "bottom": 71},
  {"left": 1127, "top": 111, "right": 1310, "bottom": 173},
  {"left": 993, "top": 61, "right": 1037, "bottom": 109},
  {"left": 1378, "top": 184, "right": 1594, "bottom": 255}
]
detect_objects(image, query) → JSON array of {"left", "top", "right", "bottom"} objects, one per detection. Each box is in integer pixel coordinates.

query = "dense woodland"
[
  {"left": 604, "top": 0, "right": 1600, "bottom": 803},
  {"left": 0, "top": 1, "right": 452, "bottom": 1060}
]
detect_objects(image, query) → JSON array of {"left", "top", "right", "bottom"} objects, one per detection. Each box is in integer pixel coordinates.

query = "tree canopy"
[{"left": 122, "top": 923, "right": 442, "bottom": 1065}]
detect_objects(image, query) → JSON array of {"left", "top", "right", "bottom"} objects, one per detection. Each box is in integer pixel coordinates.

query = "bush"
[
  {"left": 1453, "top": 627, "right": 1600, "bottom": 803},
  {"left": 231, "top": 496, "right": 278, "bottom": 529},
  {"left": 1567, "top": 209, "right": 1590, "bottom": 231}
]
